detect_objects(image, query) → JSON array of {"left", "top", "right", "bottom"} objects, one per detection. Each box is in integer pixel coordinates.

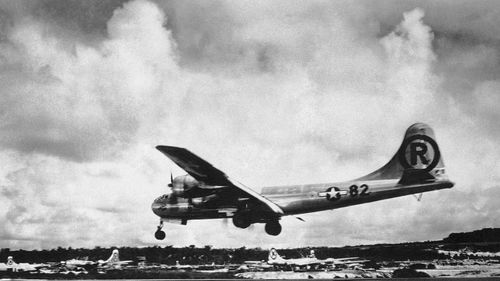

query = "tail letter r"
[{"left": 410, "top": 142, "right": 429, "bottom": 166}]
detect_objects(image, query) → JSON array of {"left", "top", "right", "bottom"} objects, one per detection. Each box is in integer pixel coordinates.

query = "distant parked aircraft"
[
  {"left": 97, "top": 249, "right": 132, "bottom": 269},
  {"left": 0, "top": 256, "right": 46, "bottom": 272},
  {"left": 64, "top": 257, "right": 94, "bottom": 269},
  {"left": 267, "top": 248, "right": 320, "bottom": 267}
]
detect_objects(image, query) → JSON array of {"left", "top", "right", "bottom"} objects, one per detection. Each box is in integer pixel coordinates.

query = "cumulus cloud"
[
  {"left": 0, "top": 0, "right": 181, "bottom": 248},
  {"left": 0, "top": 0, "right": 179, "bottom": 162},
  {"left": 0, "top": 0, "right": 499, "bottom": 249}
]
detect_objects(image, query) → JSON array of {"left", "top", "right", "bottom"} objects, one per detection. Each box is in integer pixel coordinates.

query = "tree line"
[{"left": 2, "top": 228, "right": 499, "bottom": 264}]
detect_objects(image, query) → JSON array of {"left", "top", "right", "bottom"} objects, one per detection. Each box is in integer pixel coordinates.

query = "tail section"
[
  {"left": 105, "top": 249, "right": 120, "bottom": 263},
  {"left": 98, "top": 249, "right": 133, "bottom": 267},
  {"left": 268, "top": 248, "right": 286, "bottom": 264},
  {"left": 357, "top": 123, "right": 447, "bottom": 183},
  {"left": 6, "top": 256, "right": 16, "bottom": 266},
  {"left": 308, "top": 249, "right": 316, "bottom": 258}
]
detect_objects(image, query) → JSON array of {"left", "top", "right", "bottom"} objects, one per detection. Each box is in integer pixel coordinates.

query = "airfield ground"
[{"left": 2, "top": 260, "right": 500, "bottom": 279}]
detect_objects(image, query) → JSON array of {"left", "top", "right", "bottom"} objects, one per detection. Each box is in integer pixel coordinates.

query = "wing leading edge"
[{"left": 156, "top": 145, "right": 284, "bottom": 215}]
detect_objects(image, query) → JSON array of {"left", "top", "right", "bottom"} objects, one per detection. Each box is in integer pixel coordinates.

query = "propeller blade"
[{"left": 168, "top": 171, "right": 173, "bottom": 187}]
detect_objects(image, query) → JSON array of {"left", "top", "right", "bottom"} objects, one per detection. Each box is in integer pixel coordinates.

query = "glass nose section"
[
  {"left": 154, "top": 194, "right": 168, "bottom": 203},
  {"left": 152, "top": 194, "right": 169, "bottom": 216}
]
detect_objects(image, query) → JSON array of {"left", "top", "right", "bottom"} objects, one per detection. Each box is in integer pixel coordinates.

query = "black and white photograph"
[{"left": 1, "top": 0, "right": 500, "bottom": 279}]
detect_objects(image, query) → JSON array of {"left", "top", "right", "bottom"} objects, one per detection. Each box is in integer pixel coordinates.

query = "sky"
[{"left": 0, "top": 0, "right": 500, "bottom": 250}]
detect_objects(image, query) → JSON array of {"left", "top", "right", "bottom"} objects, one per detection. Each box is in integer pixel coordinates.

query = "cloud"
[
  {"left": 0, "top": 0, "right": 180, "bottom": 248},
  {"left": 0, "top": 0, "right": 499, "bottom": 249},
  {"left": 0, "top": 0, "right": 179, "bottom": 162},
  {"left": 35, "top": 0, "right": 127, "bottom": 35}
]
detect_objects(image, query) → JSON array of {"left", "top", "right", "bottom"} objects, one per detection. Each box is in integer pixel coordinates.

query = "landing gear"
[
  {"left": 265, "top": 220, "right": 282, "bottom": 236},
  {"left": 155, "top": 228, "right": 166, "bottom": 240},
  {"left": 155, "top": 221, "right": 166, "bottom": 240},
  {"left": 232, "top": 213, "right": 251, "bottom": 229}
]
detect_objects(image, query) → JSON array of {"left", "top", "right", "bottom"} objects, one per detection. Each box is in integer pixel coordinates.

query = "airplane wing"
[
  {"left": 334, "top": 259, "right": 370, "bottom": 265},
  {"left": 290, "top": 259, "right": 321, "bottom": 266},
  {"left": 103, "top": 260, "right": 132, "bottom": 264},
  {"left": 335, "top": 257, "right": 361, "bottom": 261},
  {"left": 156, "top": 146, "right": 284, "bottom": 215}
]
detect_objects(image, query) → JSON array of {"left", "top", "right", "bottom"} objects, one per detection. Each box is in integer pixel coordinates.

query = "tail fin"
[
  {"left": 106, "top": 249, "right": 120, "bottom": 263},
  {"left": 6, "top": 256, "right": 16, "bottom": 266},
  {"left": 357, "top": 123, "right": 446, "bottom": 183},
  {"left": 308, "top": 250, "right": 316, "bottom": 258},
  {"left": 268, "top": 248, "right": 286, "bottom": 264}
]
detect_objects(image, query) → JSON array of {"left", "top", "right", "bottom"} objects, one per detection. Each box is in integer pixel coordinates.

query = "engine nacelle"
[
  {"left": 190, "top": 194, "right": 219, "bottom": 208},
  {"left": 170, "top": 174, "right": 200, "bottom": 197}
]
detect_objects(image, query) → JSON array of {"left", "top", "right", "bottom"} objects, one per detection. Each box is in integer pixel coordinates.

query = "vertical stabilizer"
[
  {"left": 357, "top": 123, "right": 446, "bottom": 182},
  {"left": 106, "top": 249, "right": 120, "bottom": 263},
  {"left": 6, "top": 256, "right": 16, "bottom": 266},
  {"left": 268, "top": 248, "right": 286, "bottom": 264}
]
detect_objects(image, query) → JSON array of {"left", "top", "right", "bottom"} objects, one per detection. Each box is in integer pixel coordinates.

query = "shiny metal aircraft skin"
[
  {"left": 97, "top": 249, "right": 132, "bottom": 268},
  {"left": 267, "top": 248, "right": 320, "bottom": 267},
  {"left": 152, "top": 123, "right": 454, "bottom": 238},
  {"left": 266, "top": 248, "right": 368, "bottom": 269}
]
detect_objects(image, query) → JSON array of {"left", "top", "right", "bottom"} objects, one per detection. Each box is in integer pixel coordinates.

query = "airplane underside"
[
  {"left": 154, "top": 201, "right": 284, "bottom": 238},
  {"left": 154, "top": 178, "right": 453, "bottom": 239}
]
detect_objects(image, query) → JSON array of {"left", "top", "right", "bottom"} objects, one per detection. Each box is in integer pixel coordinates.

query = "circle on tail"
[
  {"left": 270, "top": 249, "right": 278, "bottom": 260},
  {"left": 398, "top": 134, "right": 440, "bottom": 172}
]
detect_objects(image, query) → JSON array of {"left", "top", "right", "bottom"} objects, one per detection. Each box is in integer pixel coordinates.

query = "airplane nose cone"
[{"left": 151, "top": 202, "right": 164, "bottom": 216}]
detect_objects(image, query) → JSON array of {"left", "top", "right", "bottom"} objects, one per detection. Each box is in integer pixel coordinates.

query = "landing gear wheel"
[
  {"left": 155, "top": 220, "right": 165, "bottom": 240},
  {"left": 265, "top": 221, "right": 282, "bottom": 236},
  {"left": 155, "top": 227, "right": 166, "bottom": 240},
  {"left": 232, "top": 213, "right": 251, "bottom": 229}
]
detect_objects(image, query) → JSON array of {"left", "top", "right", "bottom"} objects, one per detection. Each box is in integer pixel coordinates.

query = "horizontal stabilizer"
[{"left": 398, "top": 168, "right": 436, "bottom": 185}]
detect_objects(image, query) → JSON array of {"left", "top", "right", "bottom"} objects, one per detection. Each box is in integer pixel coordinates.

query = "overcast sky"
[{"left": 1, "top": 0, "right": 500, "bottom": 250}]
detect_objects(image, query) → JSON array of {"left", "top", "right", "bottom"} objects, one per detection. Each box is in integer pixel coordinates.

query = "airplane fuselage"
[
  {"left": 152, "top": 177, "right": 453, "bottom": 220},
  {"left": 261, "top": 177, "right": 453, "bottom": 215}
]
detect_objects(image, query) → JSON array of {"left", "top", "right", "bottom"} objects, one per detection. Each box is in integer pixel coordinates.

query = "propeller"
[
  {"left": 168, "top": 171, "right": 173, "bottom": 188},
  {"left": 166, "top": 171, "right": 177, "bottom": 203}
]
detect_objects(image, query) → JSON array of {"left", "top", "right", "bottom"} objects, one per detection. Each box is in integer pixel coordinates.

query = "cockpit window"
[{"left": 155, "top": 194, "right": 168, "bottom": 202}]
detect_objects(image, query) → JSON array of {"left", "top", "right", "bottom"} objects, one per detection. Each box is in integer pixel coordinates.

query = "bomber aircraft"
[
  {"left": 97, "top": 249, "right": 132, "bottom": 269},
  {"left": 152, "top": 123, "right": 454, "bottom": 238},
  {"left": 0, "top": 256, "right": 46, "bottom": 272},
  {"left": 267, "top": 248, "right": 368, "bottom": 271},
  {"left": 267, "top": 248, "right": 319, "bottom": 267},
  {"left": 63, "top": 257, "right": 94, "bottom": 269}
]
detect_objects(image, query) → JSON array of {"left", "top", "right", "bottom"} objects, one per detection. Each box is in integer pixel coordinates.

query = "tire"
[
  {"left": 155, "top": 230, "right": 166, "bottom": 240},
  {"left": 232, "top": 213, "right": 251, "bottom": 229},
  {"left": 265, "top": 221, "right": 282, "bottom": 236}
]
